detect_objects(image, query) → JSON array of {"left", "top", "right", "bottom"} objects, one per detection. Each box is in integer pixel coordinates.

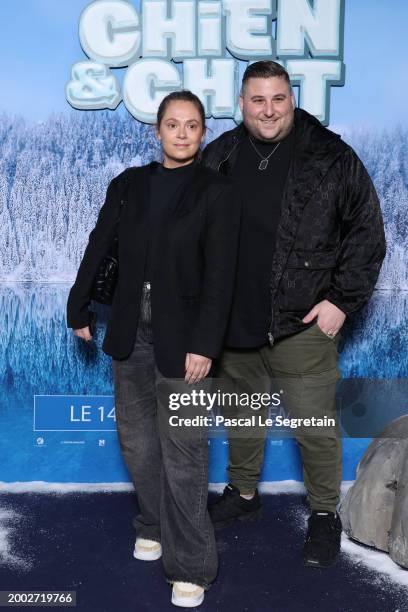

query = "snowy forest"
[{"left": 0, "top": 111, "right": 406, "bottom": 288}]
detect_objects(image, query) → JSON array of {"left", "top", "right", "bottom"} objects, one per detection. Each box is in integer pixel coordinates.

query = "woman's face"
[{"left": 156, "top": 100, "right": 205, "bottom": 168}]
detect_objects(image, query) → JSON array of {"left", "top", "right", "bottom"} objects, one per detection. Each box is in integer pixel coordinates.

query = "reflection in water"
[
  {"left": 339, "top": 290, "right": 408, "bottom": 378},
  {"left": 0, "top": 284, "right": 406, "bottom": 481},
  {"left": 0, "top": 285, "right": 405, "bottom": 404},
  {"left": 0, "top": 283, "right": 113, "bottom": 410}
]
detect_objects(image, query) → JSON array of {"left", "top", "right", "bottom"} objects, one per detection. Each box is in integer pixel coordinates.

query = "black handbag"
[{"left": 90, "top": 176, "right": 129, "bottom": 305}]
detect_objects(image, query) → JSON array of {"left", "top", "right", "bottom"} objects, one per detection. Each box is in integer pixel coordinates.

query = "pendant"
[{"left": 259, "top": 159, "right": 268, "bottom": 171}]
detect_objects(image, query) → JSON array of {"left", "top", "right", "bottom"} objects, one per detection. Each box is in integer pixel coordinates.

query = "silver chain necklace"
[{"left": 248, "top": 136, "right": 281, "bottom": 171}]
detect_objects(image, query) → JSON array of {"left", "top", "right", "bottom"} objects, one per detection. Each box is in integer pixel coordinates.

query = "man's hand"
[
  {"left": 185, "top": 353, "right": 212, "bottom": 384},
  {"left": 73, "top": 326, "right": 92, "bottom": 342},
  {"left": 302, "top": 300, "right": 346, "bottom": 337}
]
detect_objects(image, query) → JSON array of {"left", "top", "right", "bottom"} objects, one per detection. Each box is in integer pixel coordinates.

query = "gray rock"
[{"left": 339, "top": 415, "right": 408, "bottom": 567}]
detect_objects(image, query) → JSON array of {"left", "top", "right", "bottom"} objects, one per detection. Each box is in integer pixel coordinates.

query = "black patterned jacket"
[{"left": 201, "top": 108, "right": 386, "bottom": 343}]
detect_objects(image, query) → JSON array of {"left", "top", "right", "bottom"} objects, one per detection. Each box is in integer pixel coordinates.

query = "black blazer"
[{"left": 66, "top": 162, "right": 241, "bottom": 377}]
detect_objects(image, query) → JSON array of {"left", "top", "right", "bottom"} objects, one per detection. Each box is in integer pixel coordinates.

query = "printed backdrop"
[{"left": 0, "top": 0, "right": 407, "bottom": 483}]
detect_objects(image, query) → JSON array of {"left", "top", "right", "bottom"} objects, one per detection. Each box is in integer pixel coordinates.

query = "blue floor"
[{"left": 1, "top": 492, "right": 407, "bottom": 612}]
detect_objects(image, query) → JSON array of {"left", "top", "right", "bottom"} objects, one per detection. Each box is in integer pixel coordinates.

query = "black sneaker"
[
  {"left": 303, "top": 510, "right": 342, "bottom": 568},
  {"left": 208, "top": 484, "right": 262, "bottom": 529}
]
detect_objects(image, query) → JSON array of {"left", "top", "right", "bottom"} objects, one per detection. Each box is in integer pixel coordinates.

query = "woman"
[{"left": 66, "top": 91, "right": 240, "bottom": 607}]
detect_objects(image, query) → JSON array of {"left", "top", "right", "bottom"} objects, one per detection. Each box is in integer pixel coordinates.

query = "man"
[{"left": 201, "top": 61, "right": 386, "bottom": 567}]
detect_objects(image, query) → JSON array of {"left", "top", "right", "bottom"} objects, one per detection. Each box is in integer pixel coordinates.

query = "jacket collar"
[{"left": 218, "top": 108, "right": 345, "bottom": 199}]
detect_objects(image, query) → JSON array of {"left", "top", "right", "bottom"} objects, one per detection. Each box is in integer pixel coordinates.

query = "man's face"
[{"left": 239, "top": 76, "right": 295, "bottom": 142}]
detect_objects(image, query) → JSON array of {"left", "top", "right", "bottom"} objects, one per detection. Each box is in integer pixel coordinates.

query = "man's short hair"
[{"left": 241, "top": 61, "right": 291, "bottom": 94}]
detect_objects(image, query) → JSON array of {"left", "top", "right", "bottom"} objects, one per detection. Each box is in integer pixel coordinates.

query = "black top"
[
  {"left": 67, "top": 163, "right": 241, "bottom": 377},
  {"left": 145, "top": 161, "right": 196, "bottom": 282},
  {"left": 226, "top": 128, "right": 294, "bottom": 347}
]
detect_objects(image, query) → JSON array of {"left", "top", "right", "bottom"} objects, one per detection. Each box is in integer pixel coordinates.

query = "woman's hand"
[
  {"left": 73, "top": 326, "right": 92, "bottom": 342},
  {"left": 185, "top": 353, "right": 212, "bottom": 384}
]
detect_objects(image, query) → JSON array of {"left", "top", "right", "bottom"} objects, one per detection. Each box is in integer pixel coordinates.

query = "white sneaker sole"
[
  {"left": 171, "top": 590, "right": 204, "bottom": 608},
  {"left": 133, "top": 545, "right": 162, "bottom": 561}
]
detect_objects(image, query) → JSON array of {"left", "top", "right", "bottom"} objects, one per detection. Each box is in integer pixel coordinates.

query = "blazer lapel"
[
  {"left": 127, "top": 164, "right": 150, "bottom": 222},
  {"left": 124, "top": 164, "right": 150, "bottom": 272}
]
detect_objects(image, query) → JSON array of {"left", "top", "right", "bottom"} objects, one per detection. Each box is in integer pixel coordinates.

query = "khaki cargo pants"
[{"left": 215, "top": 323, "right": 342, "bottom": 512}]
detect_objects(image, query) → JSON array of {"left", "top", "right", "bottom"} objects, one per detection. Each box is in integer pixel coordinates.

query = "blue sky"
[{"left": 0, "top": 0, "right": 407, "bottom": 128}]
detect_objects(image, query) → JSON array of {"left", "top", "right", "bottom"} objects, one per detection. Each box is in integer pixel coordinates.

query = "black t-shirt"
[
  {"left": 144, "top": 161, "right": 196, "bottom": 282},
  {"left": 226, "top": 128, "right": 294, "bottom": 347}
]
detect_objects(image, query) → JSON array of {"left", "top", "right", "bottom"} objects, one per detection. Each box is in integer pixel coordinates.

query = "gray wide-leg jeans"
[{"left": 112, "top": 284, "right": 218, "bottom": 589}]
